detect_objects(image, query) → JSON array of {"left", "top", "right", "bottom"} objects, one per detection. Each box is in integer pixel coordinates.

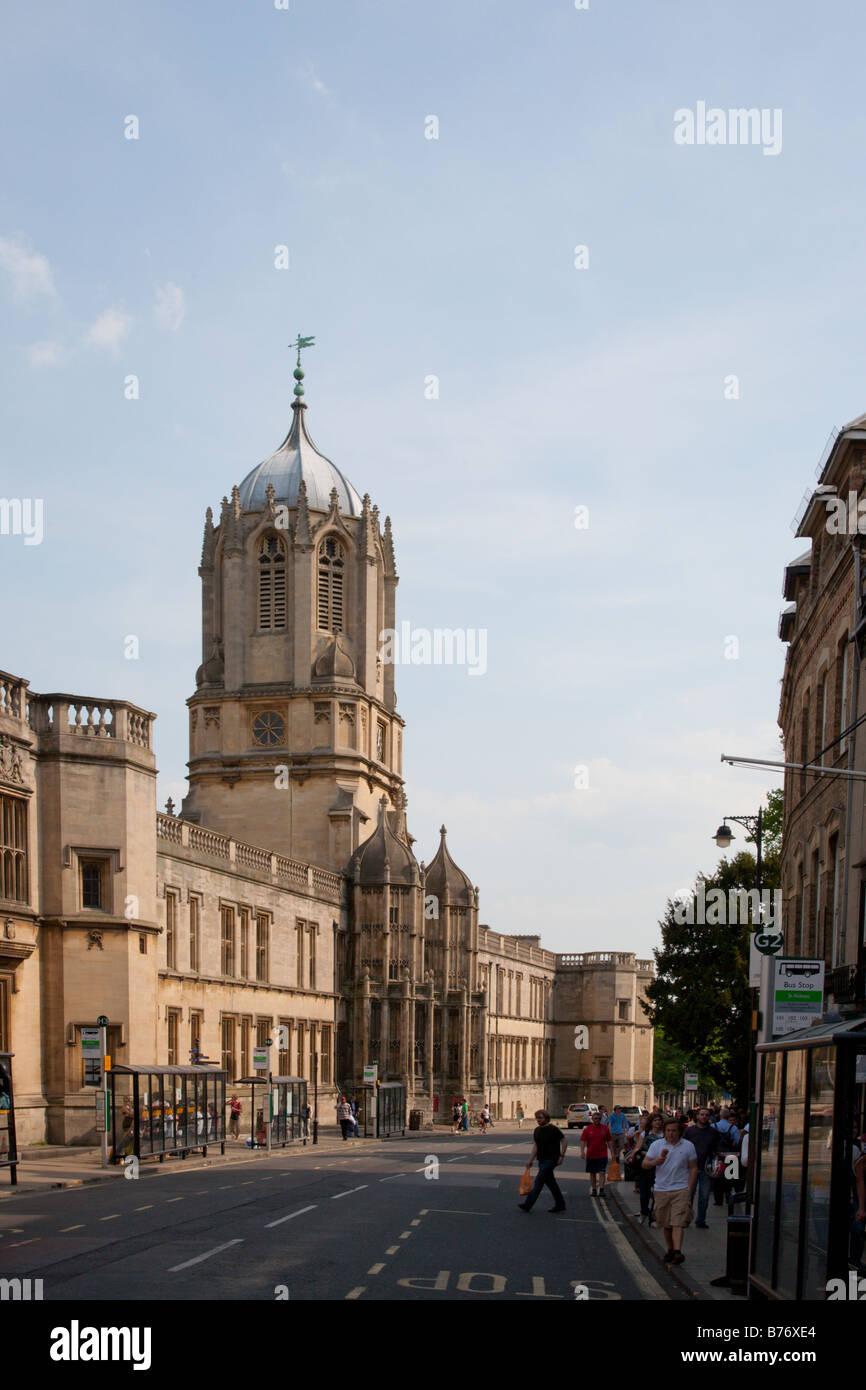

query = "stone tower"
[{"left": 182, "top": 381, "right": 404, "bottom": 869}]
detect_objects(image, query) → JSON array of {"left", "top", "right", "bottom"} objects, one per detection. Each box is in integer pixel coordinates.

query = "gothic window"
[
  {"left": 376, "top": 720, "right": 386, "bottom": 763},
  {"left": 0, "top": 794, "right": 27, "bottom": 903},
  {"left": 258, "top": 534, "right": 287, "bottom": 630},
  {"left": 252, "top": 711, "right": 285, "bottom": 746},
  {"left": 317, "top": 537, "right": 345, "bottom": 632}
]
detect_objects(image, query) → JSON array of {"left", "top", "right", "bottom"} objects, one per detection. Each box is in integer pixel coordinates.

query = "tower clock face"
[{"left": 252, "top": 711, "right": 286, "bottom": 746}]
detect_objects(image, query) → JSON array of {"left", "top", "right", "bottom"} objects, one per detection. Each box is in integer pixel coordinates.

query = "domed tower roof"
[
  {"left": 349, "top": 796, "right": 419, "bottom": 886},
  {"left": 237, "top": 399, "right": 362, "bottom": 515},
  {"left": 425, "top": 825, "right": 475, "bottom": 905}
]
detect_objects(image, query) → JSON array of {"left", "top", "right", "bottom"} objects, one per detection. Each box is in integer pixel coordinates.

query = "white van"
[{"left": 565, "top": 1102, "right": 599, "bottom": 1130}]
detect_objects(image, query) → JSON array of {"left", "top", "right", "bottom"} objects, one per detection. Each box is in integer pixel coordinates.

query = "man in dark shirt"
[
  {"left": 518, "top": 1109, "right": 568, "bottom": 1213},
  {"left": 684, "top": 1107, "right": 719, "bottom": 1228}
]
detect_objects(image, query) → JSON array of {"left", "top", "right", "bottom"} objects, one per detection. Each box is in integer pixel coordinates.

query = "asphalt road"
[{"left": 0, "top": 1128, "right": 686, "bottom": 1302}]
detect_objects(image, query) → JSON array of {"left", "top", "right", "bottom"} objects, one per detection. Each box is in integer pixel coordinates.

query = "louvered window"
[
  {"left": 317, "top": 537, "right": 345, "bottom": 632},
  {"left": 258, "top": 534, "right": 287, "bottom": 629}
]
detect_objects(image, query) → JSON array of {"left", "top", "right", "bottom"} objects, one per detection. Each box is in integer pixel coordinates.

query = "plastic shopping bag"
[
  {"left": 518, "top": 1166, "right": 533, "bottom": 1197},
  {"left": 607, "top": 1159, "right": 622, "bottom": 1183}
]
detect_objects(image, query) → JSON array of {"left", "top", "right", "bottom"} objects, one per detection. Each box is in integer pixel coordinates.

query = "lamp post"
[{"left": 712, "top": 809, "right": 763, "bottom": 1200}]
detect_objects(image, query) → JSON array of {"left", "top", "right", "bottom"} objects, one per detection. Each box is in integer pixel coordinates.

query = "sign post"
[
  {"left": 96, "top": 1016, "right": 109, "bottom": 1167},
  {"left": 771, "top": 959, "right": 825, "bottom": 1037},
  {"left": 253, "top": 1041, "right": 271, "bottom": 1151}
]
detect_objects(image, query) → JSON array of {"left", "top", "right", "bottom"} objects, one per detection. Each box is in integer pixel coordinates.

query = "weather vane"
[{"left": 289, "top": 334, "right": 315, "bottom": 399}]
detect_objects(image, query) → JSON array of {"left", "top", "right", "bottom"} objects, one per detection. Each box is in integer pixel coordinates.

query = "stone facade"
[
  {"left": 778, "top": 412, "right": 866, "bottom": 1010},
  {"left": 0, "top": 386, "right": 653, "bottom": 1143}
]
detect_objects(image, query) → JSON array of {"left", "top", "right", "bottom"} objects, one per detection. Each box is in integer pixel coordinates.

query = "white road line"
[
  {"left": 265, "top": 1204, "right": 317, "bottom": 1228},
  {"left": 135, "top": 1205, "right": 154, "bottom": 1212},
  {"left": 330, "top": 1185, "right": 368, "bottom": 1200},
  {"left": 399, "top": 1231, "right": 411, "bottom": 1239},
  {"left": 367, "top": 1263, "right": 385, "bottom": 1275},
  {"left": 590, "top": 1195, "right": 669, "bottom": 1300},
  {"left": 9, "top": 1238, "right": 39, "bottom": 1247},
  {"left": 345, "top": 1286, "right": 365, "bottom": 1300},
  {"left": 385, "top": 1245, "right": 399, "bottom": 1255},
  {"left": 410, "top": 1219, "right": 421, "bottom": 1226},
  {"left": 99, "top": 1215, "right": 120, "bottom": 1222},
  {"left": 60, "top": 1224, "right": 84, "bottom": 1232},
  {"left": 168, "top": 1238, "right": 244, "bottom": 1273},
  {"left": 166, "top": 1197, "right": 184, "bottom": 1204}
]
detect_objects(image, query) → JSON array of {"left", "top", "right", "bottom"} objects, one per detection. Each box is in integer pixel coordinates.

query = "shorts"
[
  {"left": 653, "top": 1186, "right": 693, "bottom": 1228},
  {"left": 585, "top": 1157, "right": 608, "bottom": 1174}
]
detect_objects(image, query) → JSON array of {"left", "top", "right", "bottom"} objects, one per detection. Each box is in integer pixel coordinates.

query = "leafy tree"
[{"left": 643, "top": 795, "right": 782, "bottom": 1103}]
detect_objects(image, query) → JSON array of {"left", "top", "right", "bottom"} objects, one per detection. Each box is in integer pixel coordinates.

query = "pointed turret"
[{"left": 425, "top": 825, "right": 475, "bottom": 906}]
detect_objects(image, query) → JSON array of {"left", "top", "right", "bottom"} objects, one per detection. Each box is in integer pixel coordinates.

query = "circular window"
[{"left": 252, "top": 711, "right": 285, "bottom": 746}]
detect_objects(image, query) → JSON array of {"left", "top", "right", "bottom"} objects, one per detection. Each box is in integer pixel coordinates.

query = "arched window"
[
  {"left": 258, "top": 534, "right": 287, "bottom": 629},
  {"left": 317, "top": 536, "right": 345, "bottom": 632}
]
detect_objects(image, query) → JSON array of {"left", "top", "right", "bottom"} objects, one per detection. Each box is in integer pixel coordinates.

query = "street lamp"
[{"left": 712, "top": 810, "right": 762, "bottom": 894}]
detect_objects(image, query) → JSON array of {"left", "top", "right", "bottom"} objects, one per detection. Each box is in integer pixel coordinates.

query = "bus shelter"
[
  {"left": 234, "top": 1076, "right": 308, "bottom": 1147},
  {"left": 0, "top": 1052, "right": 17, "bottom": 1185},
  {"left": 374, "top": 1082, "right": 406, "bottom": 1138},
  {"left": 109, "top": 1064, "right": 226, "bottom": 1163},
  {"left": 751, "top": 1014, "right": 866, "bottom": 1299}
]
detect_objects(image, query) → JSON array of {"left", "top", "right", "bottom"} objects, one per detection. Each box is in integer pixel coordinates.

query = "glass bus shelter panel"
[
  {"left": 754, "top": 1050, "right": 782, "bottom": 1289},
  {"left": 111, "top": 1073, "right": 134, "bottom": 1161},
  {"left": 801, "top": 1045, "right": 835, "bottom": 1300},
  {"left": 0, "top": 1052, "right": 17, "bottom": 1175},
  {"left": 776, "top": 1050, "right": 807, "bottom": 1299}
]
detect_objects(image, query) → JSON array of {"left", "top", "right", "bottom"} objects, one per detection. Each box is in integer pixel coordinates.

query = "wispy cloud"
[
  {"left": 302, "top": 61, "right": 331, "bottom": 97},
  {"left": 153, "top": 282, "right": 185, "bottom": 332},
  {"left": 26, "top": 340, "right": 65, "bottom": 367},
  {"left": 84, "top": 307, "right": 132, "bottom": 351},
  {"left": 0, "top": 236, "right": 55, "bottom": 299}
]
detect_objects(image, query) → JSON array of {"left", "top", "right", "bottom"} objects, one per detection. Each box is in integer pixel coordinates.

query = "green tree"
[{"left": 643, "top": 796, "right": 782, "bottom": 1102}]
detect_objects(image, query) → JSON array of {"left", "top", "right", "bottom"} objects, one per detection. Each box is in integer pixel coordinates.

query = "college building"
[{"left": 0, "top": 376, "right": 654, "bottom": 1143}]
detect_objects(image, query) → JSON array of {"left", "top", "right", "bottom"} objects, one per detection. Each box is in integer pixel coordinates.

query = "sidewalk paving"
[{"left": 607, "top": 1179, "right": 745, "bottom": 1301}]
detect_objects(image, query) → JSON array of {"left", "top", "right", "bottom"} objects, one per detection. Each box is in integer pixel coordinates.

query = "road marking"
[
  {"left": 422, "top": 1208, "right": 489, "bottom": 1216},
  {"left": 265, "top": 1205, "right": 317, "bottom": 1228},
  {"left": 135, "top": 1205, "right": 154, "bottom": 1212},
  {"left": 241, "top": 1181, "right": 255, "bottom": 1186},
  {"left": 60, "top": 1224, "right": 85, "bottom": 1232},
  {"left": 367, "top": 1263, "right": 385, "bottom": 1275},
  {"left": 218, "top": 1185, "right": 232, "bottom": 1190},
  {"left": 410, "top": 1219, "right": 421, "bottom": 1226},
  {"left": 345, "top": 1287, "right": 365, "bottom": 1300},
  {"left": 168, "top": 1238, "right": 244, "bottom": 1272},
  {"left": 385, "top": 1245, "right": 399, "bottom": 1255},
  {"left": 399, "top": 1231, "right": 411, "bottom": 1239},
  {"left": 100, "top": 1214, "right": 120, "bottom": 1221},
  {"left": 590, "top": 1193, "right": 669, "bottom": 1300},
  {"left": 515, "top": 1276, "right": 563, "bottom": 1299},
  {"left": 166, "top": 1197, "right": 184, "bottom": 1204},
  {"left": 446, "top": 1156, "right": 461, "bottom": 1163},
  {"left": 330, "top": 1185, "right": 368, "bottom": 1200},
  {"left": 8, "top": 1238, "right": 39, "bottom": 1247}
]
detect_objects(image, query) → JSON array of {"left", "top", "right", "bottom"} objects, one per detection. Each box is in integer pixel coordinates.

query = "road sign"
[
  {"left": 252, "top": 1046, "right": 269, "bottom": 1071},
  {"left": 363, "top": 1064, "right": 377, "bottom": 1086},
  {"left": 750, "top": 930, "right": 784, "bottom": 986},
  {"left": 97, "top": 1015, "right": 109, "bottom": 1027},
  {"left": 684, "top": 1073, "right": 699, "bottom": 1088},
  {"left": 772, "top": 958, "right": 824, "bottom": 1036},
  {"left": 80, "top": 1027, "right": 100, "bottom": 1055}
]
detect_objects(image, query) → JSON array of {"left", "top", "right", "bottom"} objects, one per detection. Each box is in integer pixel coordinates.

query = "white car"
[
  {"left": 622, "top": 1105, "right": 648, "bottom": 1130},
  {"left": 566, "top": 1102, "right": 599, "bottom": 1130}
]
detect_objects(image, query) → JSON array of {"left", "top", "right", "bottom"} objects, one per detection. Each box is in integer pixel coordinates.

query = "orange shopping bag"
[
  {"left": 518, "top": 1166, "right": 533, "bottom": 1197},
  {"left": 607, "top": 1159, "right": 622, "bottom": 1183}
]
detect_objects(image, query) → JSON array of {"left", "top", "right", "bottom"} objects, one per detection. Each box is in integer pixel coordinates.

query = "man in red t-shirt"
[{"left": 580, "top": 1111, "right": 613, "bottom": 1196}]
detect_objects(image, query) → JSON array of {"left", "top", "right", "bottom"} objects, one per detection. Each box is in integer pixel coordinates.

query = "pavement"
[
  {"left": 0, "top": 1124, "right": 689, "bottom": 1301},
  {"left": 607, "top": 1176, "right": 745, "bottom": 1302}
]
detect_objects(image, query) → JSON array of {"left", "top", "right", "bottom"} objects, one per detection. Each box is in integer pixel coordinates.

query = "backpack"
[{"left": 714, "top": 1122, "right": 740, "bottom": 1155}]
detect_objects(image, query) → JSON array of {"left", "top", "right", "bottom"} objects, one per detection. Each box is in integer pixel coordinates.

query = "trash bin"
[
  {"left": 409, "top": 1109, "right": 422, "bottom": 1131},
  {"left": 710, "top": 1191, "right": 749, "bottom": 1294}
]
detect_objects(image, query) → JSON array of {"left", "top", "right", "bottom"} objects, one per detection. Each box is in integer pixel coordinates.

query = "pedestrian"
[
  {"left": 337, "top": 1096, "right": 353, "bottom": 1140},
  {"left": 517, "top": 1108, "right": 567, "bottom": 1213},
  {"left": 350, "top": 1097, "right": 360, "bottom": 1137},
  {"left": 643, "top": 1118, "right": 698, "bottom": 1266},
  {"left": 228, "top": 1094, "right": 242, "bottom": 1140},
  {"left": 452, "top": 1100, "right": 462, "bottom": 1134},
  {"left": 461, "top": 1098, "right": 469, "bottom": 1131},
  {"left": 580, "top": 1109, "right": 613, "bottom": 1197},
  {"left": 301, "top": 1100, "right": 311, "bottom": 1138},
  {"left": 630, "top": 1112, "right": 665, "bottom": 1223},
  {"left": 516, "top": 1102, "right": 525, "bottom": 1130},
  {"left": 850, "top": 1120, "right": 865, "bottom": 1273},
  {"left": 480, "top": 1104, "right": 491, "bottom": 1135},
  {"left": 684, "top": 1107, "right": 720, "bottom": 1229},
  {"left": 711, "top": 1108, "right": 741, "bottom": 1206},
  {"left": 607, "top": 1105, "right": 630, "bottom": 1162}
]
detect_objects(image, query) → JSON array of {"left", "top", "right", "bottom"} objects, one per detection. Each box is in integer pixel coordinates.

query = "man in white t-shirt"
[{"left": 643, "top": 1118, "right": 698, "bottom": 1266}]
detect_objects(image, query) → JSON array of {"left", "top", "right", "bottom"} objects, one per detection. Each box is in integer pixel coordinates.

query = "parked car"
[
  {"left": 622, "top": 1105, "right": 648, "bottom": 1130},
  {"left": 566, "top": 1102, "right": 599, "bottom": 1130}
]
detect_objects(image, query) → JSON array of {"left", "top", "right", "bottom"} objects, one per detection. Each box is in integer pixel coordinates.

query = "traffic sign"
[
  {"left": 363, "top": 1064, "right": 377, "bottom": 1086},
  {"left": 253, "top": 1046, "right": 269, "bottom": 1071},
  {"left": 772, "top": 958, "right": 824, "bottom": 1036},
  {"left": 750, "top": 929, "right": 783, "bottom": 986},
  {"left": 80, "top": 1027, "right": 100, "bottom": 1055}
]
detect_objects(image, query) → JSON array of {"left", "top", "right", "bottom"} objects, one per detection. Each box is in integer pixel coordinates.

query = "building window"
[
  {"left": 598, "top": 1057, "right": 609, "bottom": 1079},
  {"left": 221, "top": 1016, "right": 236, "bottom": 1080},
  {"left": 515, "top": 975, "right": 522, "bottom": 1017},
  {"left": 240, "top": 1016, "right": 251, "bottom": 1077},
  {"left": 256, "top": 1018, "right": 270, "bottom": 1050},
  {"left": 167, "top": 1009, "right": 181, "bottom": 1066},
  {"left": 165, "top": 891, "right": 178, "bottom": 969},
  {"left": 376, "top": 721, "right": 386, "bottom": 763},
  {"left": 258, "top": 534, "right": 287, "bottom": 630},
  {"left": 139, "top": 933, "right": 147, "bottom": 954},
  {"left": 278, "top": 1019, "right": 291, "bottom": 1075},
  {"left": 297, "top": 921, "right": 305, "bottom": 988},
  {"left": 256, "top": 913, "right": 270, "bottom": 983},
  {"left": 0, "top": 794, "right": 27, "bottom": 903},
  {"left": 838, "top": 638, "right": 850, "bottom": 752},
  {"left": 221, "top": 906, "right": 235, "bottom": 976},
  {"left": 190, "top": 1011, "right": 204, "bottom": 1064},
  {"left": 307, "top": 924, "right": 315, "bottom": 990},
  {"left": 252, "top": 711, "right": 285, "bottom": 746},
  {"left": 239, "top": 908, "right": 250, "bottom": 978},
  {"left": 617, "top": 999, "right": 629, "bottom": 1021},
  {"left": 80, "top": 859, "right": 106, "bottom": 911},
  {"left": 189, "top": 897, "right": 200, "bottom": 972},
  {"left": 0, "top": 975, "right": 9, "bottom": 1051},
  {"left": 317, "top": 536, "right": 344, "bottom": 632},
  {"left": 320, "top": 1024, "right": 332, "bottom": 1084}
]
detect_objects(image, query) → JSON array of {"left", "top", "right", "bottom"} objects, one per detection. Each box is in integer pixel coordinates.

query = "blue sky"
[{"left": 2, "top": 0, "right": 865, "bottom": 956}]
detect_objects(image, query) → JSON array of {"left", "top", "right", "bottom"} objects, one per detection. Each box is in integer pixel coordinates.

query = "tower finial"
[{"left": 289, "top": 333, "right": 315, "bottom": 400}]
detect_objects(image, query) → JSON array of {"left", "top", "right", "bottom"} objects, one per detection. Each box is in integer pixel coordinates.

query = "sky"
[{"left": 2, "top": 0, "right": 865, "bottom": 958}]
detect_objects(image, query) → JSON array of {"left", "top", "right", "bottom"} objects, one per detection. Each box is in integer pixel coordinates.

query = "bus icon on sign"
[{"left": 782, "top": 962, "right": 820, "bottom": 979}]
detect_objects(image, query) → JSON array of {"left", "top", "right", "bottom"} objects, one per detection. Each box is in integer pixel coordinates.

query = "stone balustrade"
[
  {"left": 29, "top": 693, "right": 155, "bottom": 748},
  {"left": 156, "top": 813, "right": 343, "bottom": 903},
  {"left": 0, "top": 670, "right": 29, "bottom": 722}
]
